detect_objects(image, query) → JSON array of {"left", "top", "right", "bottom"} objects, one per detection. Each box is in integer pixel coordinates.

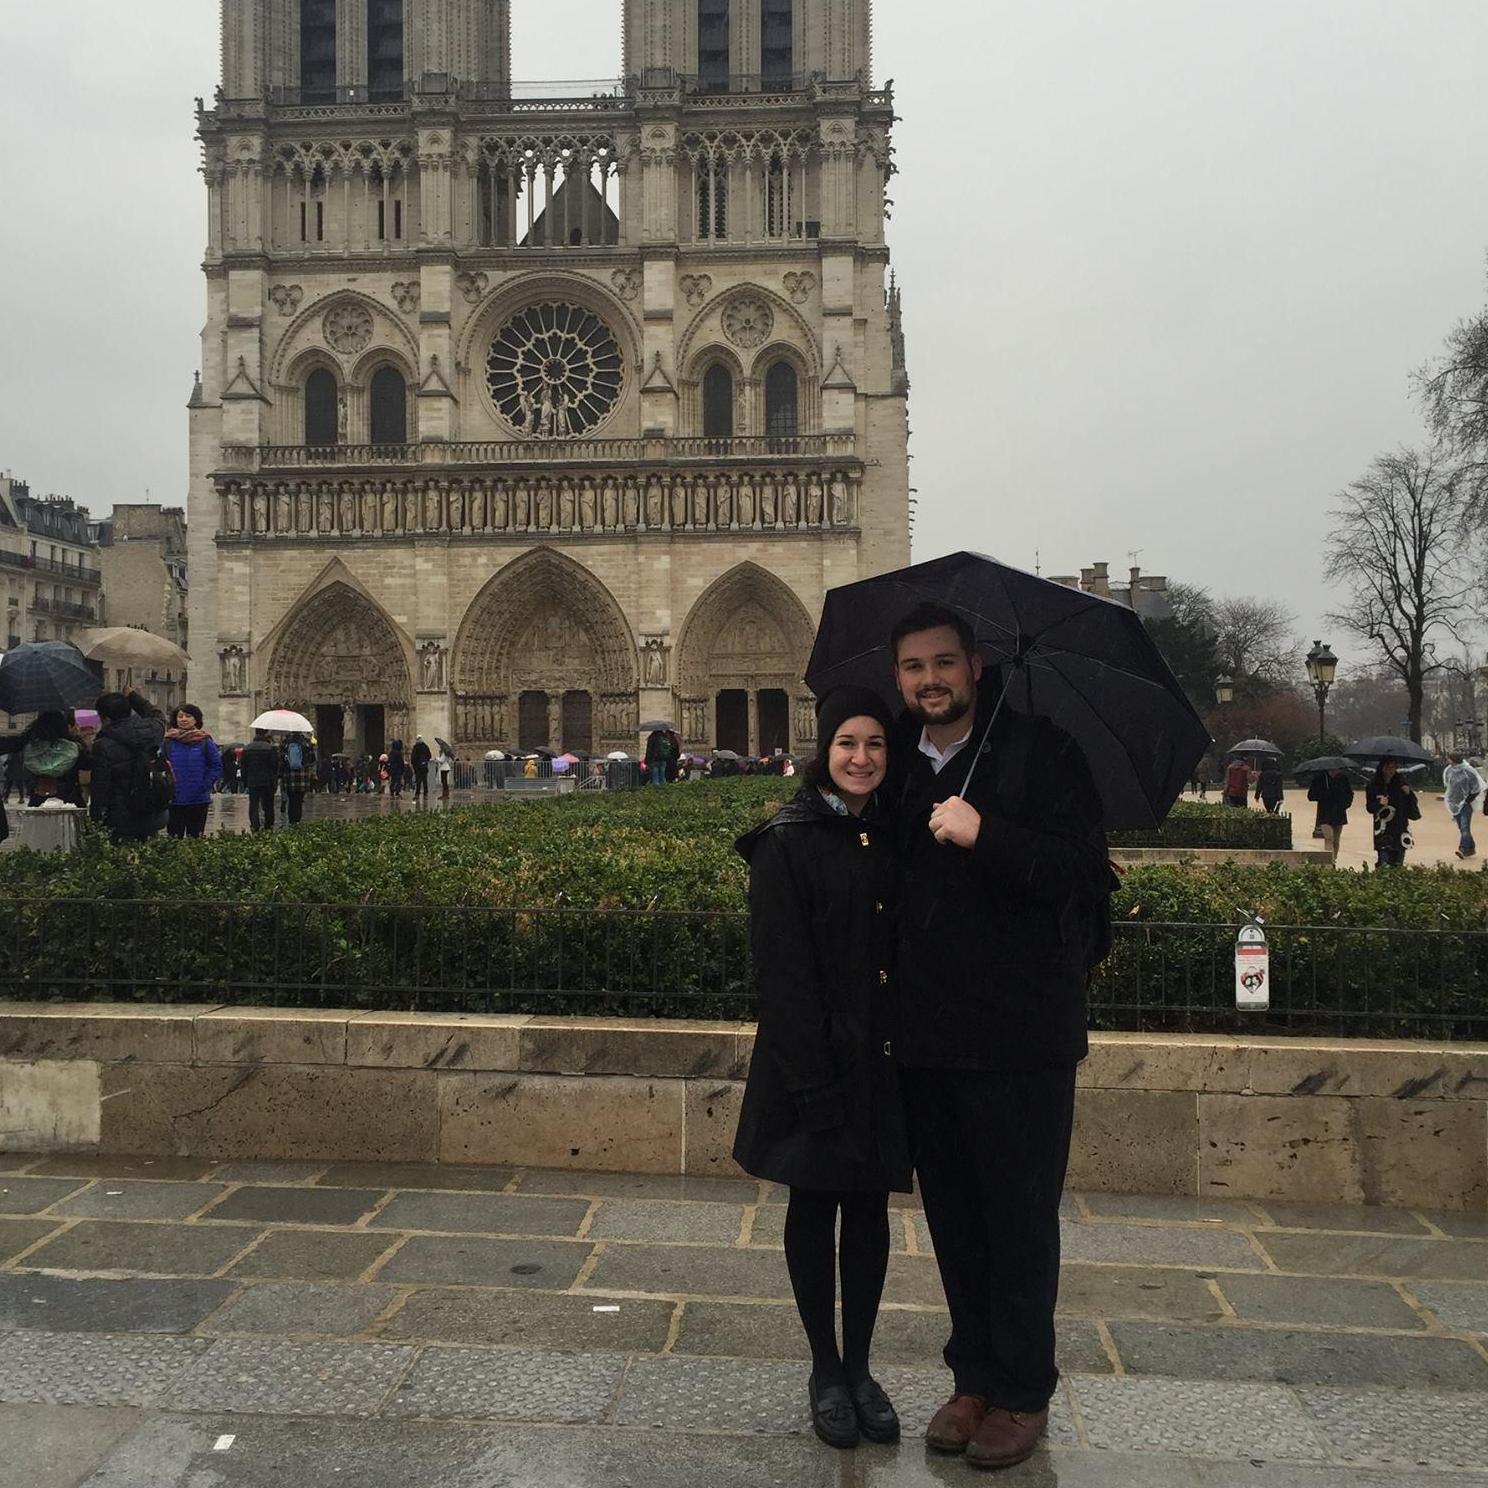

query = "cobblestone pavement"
[{"left": 0, "top": 1155, "right": 1483, "bottom": 1485}]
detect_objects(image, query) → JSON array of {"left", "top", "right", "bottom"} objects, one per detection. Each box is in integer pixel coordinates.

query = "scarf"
[{"left": 166, "top": 727, "right": 210, "bottom": 746}]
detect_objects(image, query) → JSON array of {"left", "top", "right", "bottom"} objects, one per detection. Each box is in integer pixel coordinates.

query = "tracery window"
[
  {"left": 698, "top": 0, "right": 730, "bottom": 92},
  {"left": 765, "top": 155, "right": 791, "bottom": 239},
  {"left": 698, "top": 168, "right": 727, "bottom": 241},
  {"left": 305, "top": 368, "right": 339, "bottom": 447},
  {"left": 703, "top": 364, "right": 734, "bottom": 439},
  {"left": 486, "top": 302, "right": 624, "bottom": 438},
  {"left": 300, "top": 0, "right": 337, "bottom": 103},
  {"left": 369, "top": 366, "right": 408, "bottom": 445},
  {"left": 761, "top": 0, "right": 793, "bottom": 86},
  {"left": 765, "top": 361, "right": 799, "bottom": 443},
  {"left": 367, "top": 0, "right": 404, "bottom": 102}
]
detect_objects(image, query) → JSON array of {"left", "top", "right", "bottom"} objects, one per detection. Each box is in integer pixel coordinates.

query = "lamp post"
[
  {"left": 1215, "top": 676, "right": 1235, "bottom": 707},
  {"left": 1305, "top": 641, "right": 1338, "bottom": 748}
]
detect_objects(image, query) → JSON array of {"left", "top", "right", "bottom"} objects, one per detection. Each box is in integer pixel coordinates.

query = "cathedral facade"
[{"left": 191, "top": 0, "right": 909, "bottom": 759}]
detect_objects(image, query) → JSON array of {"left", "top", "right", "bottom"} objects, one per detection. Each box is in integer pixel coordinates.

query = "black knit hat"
[{"left": 815, "top": 685, "right": 895, "bottom": 746}]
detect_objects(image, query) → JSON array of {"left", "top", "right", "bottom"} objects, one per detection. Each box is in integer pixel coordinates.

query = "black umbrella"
[
  {"left": 639, "top": 719, "right": 676, "bottom": 732},
  {"left": 435, "top": 737, "right": 454, "bottom": 755},
  {"left": 1228, "top": 738, "right": 1282, "bottom": 758},
  {"left": 806, "top": 552, "right": 1210, "bottom": 830},
  {"left": 1346, "top": 735, "right": 1436, "bottom": 766},
  {"left": 1291, "top": 756, "right": 1355, "bottom": 775},
  {"left": 0, "top": 642, "right": 100, "bottom": 715}
]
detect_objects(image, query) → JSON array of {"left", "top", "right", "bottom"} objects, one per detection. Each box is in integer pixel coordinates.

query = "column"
[{"left": 747, "top": 691, "right": 759, "bottom": 757}]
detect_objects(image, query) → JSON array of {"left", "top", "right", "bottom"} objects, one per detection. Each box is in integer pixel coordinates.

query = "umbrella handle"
[{"left": 953, "top": 666, "right": 1018, "bottom": 802}]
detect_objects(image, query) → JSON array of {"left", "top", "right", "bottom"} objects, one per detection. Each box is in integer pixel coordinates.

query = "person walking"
[
  {"left": 1443, "top": 753, "right": 1485, "bottom": 860},
  {"left": 240, "top": 728, "right": 280, "bottom": 832},
  {"left": 411, "top": 737, "right": 432, "bottom": 802},
  {"left": 1365, "top": 760, "right": 1421, "bottom": 868},
  {"left": 886, "top": 603, "right": 1111, "bottom": 1472},
  {"left": 1306, "top": 767, "right": 1354, "bottom": 862},
  {"left": 163, "top": 704, "right": 222, "bottom": 839},
  {"left": 387, "top": 739, "right": 406, "bottom": 798},
  {"left": 280, "top": 736, "right": 315, "bottom": 825},
  {"left": 1221, "top": 757, "right": 1250, "bottom": 808},
  {"left": 89, "top": 692, "right": 169, "bottom": 842},
  {"left": 733, "top": 685, "right": 910, "bottom": 1451},
  {"left": 1254, "top": 761, "right": 1284, "bottom": 815}
]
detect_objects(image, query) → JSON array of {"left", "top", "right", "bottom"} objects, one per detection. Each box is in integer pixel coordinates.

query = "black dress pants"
[
  {"left": 902, "top": 1063, "right": 1077, "bottom": 1413},
  {"left": 167, "top": 803, "right": 210, "bottom": 838},
  {"left": 247, "top": 787, "right": 275, "bottom": 832}
]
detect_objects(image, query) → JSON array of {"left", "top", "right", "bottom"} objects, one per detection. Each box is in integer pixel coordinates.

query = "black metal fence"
[{"left": 5, "top": 900, "right": 1486, "bottom": 1040}]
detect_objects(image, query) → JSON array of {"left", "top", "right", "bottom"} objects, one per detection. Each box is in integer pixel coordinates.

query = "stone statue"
[
  {"left": 830, "top": 473, "right": 849, "bottom": 526},
  {"left": 714, "top": 476, "right": 732, "bottom": 529},
  {"left": 579, "top": 479, "right": 597, "bottom": 531},
  {"left": 295, "top": 487, "right": 312, "bottom": 533},
  {"left": 644, "top": 476, "right": 664, "bottom": 529},
  {"left": 782, "top": 476, "right": 800, "bottom": 526},
  {"left": 339, "top": 487, "right": 357, "bottom": 534},
  {"left": 421, "top": 645, "right": 444, "bottom": 692},
  {"left": 361, "top": 485, "right": 378, "bottom": 533},
  {"left": 669, "top": 477, "right": 687, "bottom": 529},
  {"left": 225, "top": 488, "right": 244, "bottom": 535},
  {"left": 760, "top": 478, "right": 778, "bottom": 527},
  {"left": 424, "top": 484, "right": 443, "bottom": 531},
  {"left": 513, "top": 480, "right": 531, "bottom": 529},
  {"left": 601, "top": 478, "right": 619, "bottom": 530},
  {"left": 737, "top": 476, "right": 755, "bottom": 529},
  {"left": 642, "top": 638, "right": 668, "bottom": 688},
  {"left": 557, "top": 479, "right": 575, "bottom": 530},
  {"left": 794, "top": 695, "right": 817, "bottom": 744},
  {"left": 381, "top": 484, "right": 399, "bottom": 532},
  {"left": 622, "top": 478, "right": 640, "bottom": 528},
  {"left": 273, "top": 484, "right": 292, "bottom": 534},
  {"left": 469, "top": 484, "right": 487, "bottom": 531},
  {"left": 221, "top": 649, "right": 245, "bottom": 694},
  {"left": 806, "top": 476, "right": 825, "bottom": 527},
  {"left": 317, "top": 489, "right": 334, "bottom": 533},
  {"left": 449, "top": 484, "right": 465, "bottom": 532},
  {"left": 491, "top": 482, "right": 510, "bottom": 530},
  {"left": 534, "top": 481, "right": 553, "bottom": 530}
]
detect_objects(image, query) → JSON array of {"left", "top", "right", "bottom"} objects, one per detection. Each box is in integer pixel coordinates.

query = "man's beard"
[{"left": 905, "top": 689, "right": 974, "bottom": 727}]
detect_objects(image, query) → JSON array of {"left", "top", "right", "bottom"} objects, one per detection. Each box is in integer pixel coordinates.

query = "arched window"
[
  {"left": 702, "top": 364, "right": 734, "bottom": 439},
  {"left": 698, "top": 167, "right": 727, "bottom": 241},
  {"left": 305, "top": 368, "right": 338, "bottom": 447},
  {"left": 300, "top": 0, "right": 337, "bottom": 103},
  {"left": 698, "top": 0, "right": 730, "bottom": 92},
  {"left": 765, "top": 361, "right": 799, "bottom": 444},
  {"left": 367, "top": 0, "right": 404, "bottom": 102},
  {"left": 369, "top": 366, "right": 408, "bottom": 445},
  {"left": 761, "top": 0, "right": 793, "bottom": 87}
]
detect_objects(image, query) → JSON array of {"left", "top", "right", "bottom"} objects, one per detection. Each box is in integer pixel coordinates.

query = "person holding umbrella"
[
  {"left": 1364, "top": 759, "right": 1421, "bottom": 868},
  {"left": 1303, "top": 762, "right": 1354, "bottom": 862}
]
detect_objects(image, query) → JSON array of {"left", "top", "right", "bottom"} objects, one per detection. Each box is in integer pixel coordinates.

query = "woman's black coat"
[
  {"left": 1364, "top": 770, "right": 1421, "bottom": 850},
  {"left": 732, "top": 785, "right": 912, "bottom": 1194}
]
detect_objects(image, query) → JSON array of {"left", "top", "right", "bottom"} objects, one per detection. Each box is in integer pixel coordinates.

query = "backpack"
[
  {"left": 126, "top": 743, "right": 175, "bottom": 818},
  {"left": 22, "top": 738, "right": 79, "bottom": 779},
  {"left": 286, "top": 740, "right": 305, "bottom": 770}
]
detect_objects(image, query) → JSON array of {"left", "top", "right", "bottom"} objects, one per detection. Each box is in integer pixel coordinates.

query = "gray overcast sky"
[{"left": 5, "top": 1, "right": 1488, "bottom": 669}]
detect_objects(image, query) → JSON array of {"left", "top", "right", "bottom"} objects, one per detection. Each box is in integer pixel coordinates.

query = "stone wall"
[{"left": 1, "top": 1006, "right": 1482, "bottom": 1210}]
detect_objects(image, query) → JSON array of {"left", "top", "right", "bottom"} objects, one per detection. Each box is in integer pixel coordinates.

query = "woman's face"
[
  {"left": 828, "top": 717, "right": 888, "bottom": 802},
  {"left": 175, "top": 711, "right": 195, "bottom": 730},
  {"left": 1381, "top": 761, "right": 1397, "bottom": 782}
]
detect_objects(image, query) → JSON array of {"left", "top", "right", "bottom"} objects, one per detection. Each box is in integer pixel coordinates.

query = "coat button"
[
  {"left": 878, "top": 971, "right": 888, "bottom": 985},
  {"left": 875, "top": 901, "right": 884, "bottom": 913},
  {"left": 883, "top": 1040, "right": 893, "bottom": 1057},
  {"left": 860, "top": 832, "right": 870, "bottom": 847}
]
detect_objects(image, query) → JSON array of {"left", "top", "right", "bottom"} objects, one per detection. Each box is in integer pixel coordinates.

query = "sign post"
[{"left": 1235, "top": 920, "right": 1269, "bottom": 1012}]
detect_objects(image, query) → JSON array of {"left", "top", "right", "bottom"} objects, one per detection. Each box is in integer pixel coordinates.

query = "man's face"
[{"left": 894, "top": 625, "right": 982, "bottom": 726}]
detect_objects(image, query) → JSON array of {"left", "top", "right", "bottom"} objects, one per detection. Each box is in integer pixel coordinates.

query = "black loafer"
[
  {"left": 850, "top": 1375, "right": 901, "bottom": 1444},
  {"left": 809, "top": 1375, "right": 861, "bottom": 1449}
]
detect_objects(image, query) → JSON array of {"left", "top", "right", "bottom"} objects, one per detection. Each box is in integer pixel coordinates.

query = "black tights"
[{"left": 783, "top": 1187, "right": 891, "bottom": 1386}]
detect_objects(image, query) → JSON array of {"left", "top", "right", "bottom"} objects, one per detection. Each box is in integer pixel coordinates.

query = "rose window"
[{"left": 486, "top": 302, "right": 623, "bottom": 438}]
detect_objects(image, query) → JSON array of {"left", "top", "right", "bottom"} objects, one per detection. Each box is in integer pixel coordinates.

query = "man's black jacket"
[
  {"left": 238, "top": 739, "right": 281, "bottom": 790},
  {"left": 889, "top": 676, "right": 1110, "bottom": 1072}
]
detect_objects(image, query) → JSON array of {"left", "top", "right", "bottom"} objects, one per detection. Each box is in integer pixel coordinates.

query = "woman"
[
  {"left": 1365, "top": 759, "right": 1420, "bottom": 868},
  {"left": 1307, "top": 766, "right": 1354, "bottom": 862},
  {"left": 733, "top": 685, "right": 911, "bottom": 1451},
  {"left": 387, "top": 738, "right": 406, "bottom": 798},
  {"left": 21, "top": 711, "right": 87, "bottom": 806},
  {"left": 164, "top": 704, "right": 223, "bottom": 838}
]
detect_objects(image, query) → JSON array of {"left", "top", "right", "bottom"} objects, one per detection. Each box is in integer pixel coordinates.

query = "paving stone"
[
  {"left": 201, "top": 1282, "right": 401, "bottom": 1337},
  {"left": 0, "top": 1178, "right": 87, "bottom": 1215},
  {"left": 1423, "top": 1211, "right": 1488, "bottom": 1239},
  {"left": 0, "top": 1155, "right": 36, "bottom": 1173},
  {"left": 1407, "top": 1282, "right": 1488, "bottom": 1334},
  {"left": 207, "top": 1161, "right": 330, "bottom": 1185},
  {"left": 1057, "top": 1265, "right": 1224, "bottom": 1322},
  {"left": 0, "top": 1403, "right": 144, "bottom": 1488},
  {"left": 0, "top": 1332, "right": 207, "bottom": 1407},
  {"left": 386, "top": 1345, "right": 625, "bottom": 1423},
  {"left": 614, "top": 1355, "right": 812, "bottom": 1433},
  {"left": 0, "top": 1275, "right": 234, "bottom": 1334},
  {"left": 25, "top": 1156, "right": 217, "bottom": 1182},
  {"left": 745, "top": 1204, "right": 912, "bottom": 1254},
  {"left": 1110, "top": 1321, "right": 1488, "bottom": 1389},
  {"left": 515, "top": 1169, "right": 758, "bottom": 1202},
  {"left": 381, "top": 1287, "right": 673, "bottom": 1351},
  {"left": 763, "top": 1181, "right": 929, "bottom": 1211},
  {"left": 1070, "top": 1373, "right": 1328, "bottom": 1459},
  {"left": 1080, "top": 1194, "right": 1262, "bottom": 1224},
  {"left": 1258, "top": 1231, "right": 1488, "bottom": 1281},
  {"left": 1060, "top": 1221, "right": 1265, "bottom": 1270},
  {"left": 0, "top": 1217, "right": 60, "bottom": 1265},
  {"left": 586, "top": 1200, "right": 744, "bottom": 1245},
  {"left": 369, "top": 1192, "right": 589, "bottom": 1237},
  {"left": 585, "top": 1241, "right": 792, "bottom": 1300},
  {"left": 1299, "top": 1383, "right": 1488, "bottom": 1471},
  {"left": 21, "top": 1222, "right": 259, "bottom": 1279},
  {"left": 1214, "top": 1274, "right": 1426, "bottom": 1330},
  {"left": 672, "top": 1300, "right": 953, "bottom": 1365},
  {"left": 375, "top": 1235, "right": 593, "bottom": 1289},
  {"left": 169, "top": 1337, "right": 415, "bottom": 1416},
  {"left": 875, "top": 1369, "right": 1081, "bottom": 1444},
  {"left": 1256, "top": 1202, "right": 1433, "bottom": 1235},
  {"left": 317, "top": 1162, "right": 514, "bottom": 1192},
  {"left": 50, "top": 1182, "right": 227, "bottom": 1222},
  {"left": 201, "top": 1186, "right": 386, "bottom": 1226},
  {"left": 225, "top": 1230, "right": 400, "bottom": 1282}
]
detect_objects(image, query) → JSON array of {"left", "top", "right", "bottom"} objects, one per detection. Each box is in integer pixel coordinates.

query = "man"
[
  {"left": 887, "top": 603, "right": 1110, "bottom": 1472},
  {"left": 1444, "top": 752, "right": 1486, "bottom": 860},
  {"left": 239, "top": 728, "right": 280, "bottom": 832},
  {"left": 88, "top": 692, "right": 169, "bottom": 841},
  {"left": 411, "top": 736, "right": 432, "bottom": 802},
  {"left": 1306, "top": 766, "right": 1354, "bottom": 862},
  {"left": 1254, "top": 761, "right": 1284, "bottom": 815}
]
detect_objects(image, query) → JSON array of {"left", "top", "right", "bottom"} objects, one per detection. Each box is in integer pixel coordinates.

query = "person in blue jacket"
[{"left": 164, "top": 703, "right": 222, "bottom": 838}]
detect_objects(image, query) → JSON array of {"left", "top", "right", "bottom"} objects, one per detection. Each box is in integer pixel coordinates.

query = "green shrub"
[{"left": 1109, "top": 801, "right": 1292, "bottom": 850}]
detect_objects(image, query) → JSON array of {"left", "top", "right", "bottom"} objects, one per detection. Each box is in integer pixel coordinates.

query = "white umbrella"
[
  {"left": 606, "top": 750, "right": 631, "bottom": 761},
  {"left": 78, "top": 627, "right": 189, "bottom": 671},
  {"left": 251, "top": 708, "right": 314, "bottom": 733}
]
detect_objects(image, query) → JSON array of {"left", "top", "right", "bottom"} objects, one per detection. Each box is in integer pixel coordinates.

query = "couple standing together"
[{"left": 732, "top": 603, "right": 1113, "bottom": 1470}]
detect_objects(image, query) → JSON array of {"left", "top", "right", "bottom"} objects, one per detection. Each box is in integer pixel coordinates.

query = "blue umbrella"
[{"left": 0, "top": 642, "right": 100, "bottom": 716}]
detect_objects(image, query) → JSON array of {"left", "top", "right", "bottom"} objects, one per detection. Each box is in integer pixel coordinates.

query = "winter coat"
[
  {"left": 1364, "top": 771, "right": 1421, "bottom": 850},
  {"left": 888, "top": 677, "right": 1111, "bottom": 1073},
  {"left": 732, "top": 785, "right": 912, "bottom": 1194},
  {"left": 0, "top": 733, "right": 24, "bottom": 843},
  {"left": 166, "top": 736, "right": 222, "bottom": 807},
  {"left": 89, "top": 713, "right": 168, "bottom": 839},
  {"left": 238, "top": 739, "right": 281, "bottom": 790},
  {"left": 1306, "top": 771, "right": 1354, "bottom": 827},
  {"left": 1256, "top": 766, "right": 1284, "bottom": 804},
  {"left": 411, "top": 741, "right": 432, "bottom": 771},
  {"left": 279, "top": 742, "right": 316, "bottom": 794}
]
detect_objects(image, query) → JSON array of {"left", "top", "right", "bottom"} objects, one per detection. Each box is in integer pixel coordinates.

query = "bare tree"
[
  {"left": 1420, "top": 310, "right": 1488, "bottom": 514},
  {"left": 1324, "top": 447, "right": 1474, "bottom": 742},
  {"left": 1210, "top": 596, "right": 1297, "bottom": 691}
]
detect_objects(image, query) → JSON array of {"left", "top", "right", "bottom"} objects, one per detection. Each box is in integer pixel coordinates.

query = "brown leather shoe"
[
  {"left": 965, "top": 1407, "right": 1049, "bottom": 1470},
  {"left": 924, "top": 1393, "right": 987, "bottom": 1453}
]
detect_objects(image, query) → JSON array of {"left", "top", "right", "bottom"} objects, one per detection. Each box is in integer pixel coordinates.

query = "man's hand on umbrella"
[{"left": 930, "top": 797, "right": 981, "bottom": 849}]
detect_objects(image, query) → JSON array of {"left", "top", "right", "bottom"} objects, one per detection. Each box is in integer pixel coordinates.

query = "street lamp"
[
  {"left": 1215, "top": 676, "right": 1235, "bottom": 706},
  {"left": 1305, "top": 640, "right": 1339, "bottom": 747}
]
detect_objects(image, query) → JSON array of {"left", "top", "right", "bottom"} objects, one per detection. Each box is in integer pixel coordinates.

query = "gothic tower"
[{"left": 192, "top": 0, "right": 908, "bottom": 759}]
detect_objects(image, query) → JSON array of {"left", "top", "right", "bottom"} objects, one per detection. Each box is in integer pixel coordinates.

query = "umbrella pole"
[{"left": 954, "top": 667, "right": 1019, "bottom": 801}]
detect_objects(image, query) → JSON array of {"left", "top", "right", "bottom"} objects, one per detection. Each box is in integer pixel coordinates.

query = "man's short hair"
[
  {"left": 890, "top": 603, "right": 977, "bottom": 664},
  {"left": 95, "top": 692, "right": 131, "bottom": 723}
]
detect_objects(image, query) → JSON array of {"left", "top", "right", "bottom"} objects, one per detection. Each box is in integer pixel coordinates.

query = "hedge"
[{"left": 1108, "top": 801, "right": 1292, "bottom": 850}]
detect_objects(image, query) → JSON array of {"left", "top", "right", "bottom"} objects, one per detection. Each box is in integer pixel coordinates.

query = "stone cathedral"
[{"left": 192, "top": 0, "right": 909, "bottom": 759}]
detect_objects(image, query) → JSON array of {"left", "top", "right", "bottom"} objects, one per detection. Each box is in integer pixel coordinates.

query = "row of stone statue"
[
  {"left": 220, "top": 469, "right": 861, "bottom": 538},
  {"left": 454, "top": 693, "right": 638, "bottom": 745}
]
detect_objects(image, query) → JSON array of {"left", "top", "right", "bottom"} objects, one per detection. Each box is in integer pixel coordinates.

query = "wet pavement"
[{"left": 0, "top": 1155, "right": 1483, "bottom": 1485}]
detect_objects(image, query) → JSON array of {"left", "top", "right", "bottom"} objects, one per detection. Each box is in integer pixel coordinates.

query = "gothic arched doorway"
[{"left": 451, "top": 549, "right": 639, "bottom": 753}]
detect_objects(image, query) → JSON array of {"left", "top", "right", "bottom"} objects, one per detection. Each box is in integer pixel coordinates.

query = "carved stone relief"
[
  {"left": 456, "top": 271, "right": 489, "bottom": 305},
  {"left": 269, "top": 284, "right": 304, "bottom": 316},
  {"left": 783, "top": 272, "right": 817, "bottom": 304},
  {"left": 680, "top": 273, "right": 713, "bottom": 309},
  {"left": 722, "top": 297, "right": 774, "bottom": 349},
  {"left": 611, "top": 268, "right": 642, "bottom": 302},
  {"left": 641, "top": 636, "right": 670, "bottom": 688},
  {"left": 323, "top": 302, "right": 373, "bottom": 354},
  {"left": 417, "top": 640, "right": 448, "bottom": 693},
  {"left": 391, "top": 281, "right": 421, "bottom": 313},
  {"left": 219, "top": 645, "right": 249, "bottom": 696}
]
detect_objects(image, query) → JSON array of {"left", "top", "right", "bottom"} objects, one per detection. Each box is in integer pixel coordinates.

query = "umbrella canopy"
[
  {"left": 77, "top": 627, "right": 189, "bottom": 672},
  {"left": 712, "top": 749, "right": 743, "bottom": 760},
  {"left": 0, "top": 642, "right": 100, "bottom": 715},
  {"left": 1346, "top": 735, "right": 1436, "bottom": 766},
  {"left": 639, "top": 719, "right": 676, "bottom": 732},
  {"left": 806, "top": 551, "right": 1209, "bottom": 830},
  {"left": 1228, "top": 739, "right": 1282, "bottom": 758},
  {"left": 435, "top": 737, "right": 454, "bottom": 755},
  {"left": 1291, "top": 756, "right": 1356, "bottom": 776},
  {"left": 606, "top": 750, "right": 631, "bottom": 761},
  {"left": 250, "top": 708, "right": 314, "bottom": 734},
  {"left": 557, "top": 753, "right": 581, "bottom": 764},
  {"left": 484, "top": 750, "right": 508, "bottom": 761}
]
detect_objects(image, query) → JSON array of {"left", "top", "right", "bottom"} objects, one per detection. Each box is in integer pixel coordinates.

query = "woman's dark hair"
[
  {"left": 22, "top": 710, "right": 69, "bottom": 744},
  {"left": 173, "top": 703, "right": 204, "bottom": 728}
]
